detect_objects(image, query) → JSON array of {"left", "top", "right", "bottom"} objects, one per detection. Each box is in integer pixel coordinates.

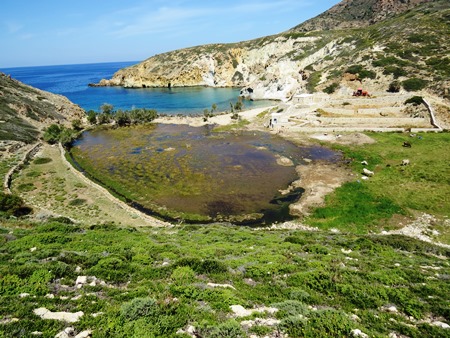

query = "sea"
[{"left": 1, "top": 61, "right": 272, "bottom": 115}]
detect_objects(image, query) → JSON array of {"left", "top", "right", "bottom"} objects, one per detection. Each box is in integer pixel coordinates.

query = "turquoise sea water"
[{"left": 1, "top": 61, "right": 272, "bottom": 114}]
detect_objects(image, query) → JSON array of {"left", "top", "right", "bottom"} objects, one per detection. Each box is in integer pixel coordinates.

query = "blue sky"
[{"left": 1, "top": 0, "right": 341, "bottom": 68}]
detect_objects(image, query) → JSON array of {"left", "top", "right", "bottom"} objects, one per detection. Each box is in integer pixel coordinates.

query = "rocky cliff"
[
  {"left": 0, "top": 73, "right": 86, "bottom": 143},
  {"left": 95, "top": 0, "right": 449, "bottom": 102}
]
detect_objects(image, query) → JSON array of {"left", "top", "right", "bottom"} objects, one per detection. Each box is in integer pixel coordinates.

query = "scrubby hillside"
[
  {"left": 0, "top": 73, "right": 85, "bottom": 143},
  {"left": 96, "top": 0, "right": 449, "bottom": 101},
  {"left": 291, "top": 0, "right": 434, "bottom": 31}
]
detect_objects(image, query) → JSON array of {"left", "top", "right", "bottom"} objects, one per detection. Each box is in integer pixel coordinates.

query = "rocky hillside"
[
  {"left": 291, "top": 0, "right": 434, "bottom": 31},
  {"left": 96, "top": 0, "right": 449, "bottom": 102},
  {"left": 0, "top": 73, "right": 85, "bottom": 143}
]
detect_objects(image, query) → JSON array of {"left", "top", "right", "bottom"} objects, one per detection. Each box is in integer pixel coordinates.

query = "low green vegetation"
[
  {"left": 307, "top": 132, "right": 450, "bottom": 234},
  {"left": 0, "top": 219, "right": 449, "bottom": 337}
]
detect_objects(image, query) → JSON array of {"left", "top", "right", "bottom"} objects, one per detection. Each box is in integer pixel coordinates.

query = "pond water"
[{"left": 71, "top": 124, "right": 340, "bottom": 224}]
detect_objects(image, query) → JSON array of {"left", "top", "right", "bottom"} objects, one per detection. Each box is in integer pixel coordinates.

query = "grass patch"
[
  {"left": 34, "top": 157, "right": 52, "bottom": 165},
  {"left": 307, "top": 132, "right": 450, "bottom": 232}
]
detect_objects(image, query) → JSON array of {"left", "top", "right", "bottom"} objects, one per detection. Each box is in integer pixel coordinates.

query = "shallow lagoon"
[{"left": 71, "top": 124, "right": 340, "bottom": 224}]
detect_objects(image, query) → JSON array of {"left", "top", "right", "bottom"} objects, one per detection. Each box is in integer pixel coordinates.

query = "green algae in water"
[{"left": 71, "top": 124, "right": 339, "bottom": 224}]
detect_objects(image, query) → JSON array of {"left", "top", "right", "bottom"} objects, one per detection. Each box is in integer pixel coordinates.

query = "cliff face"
[
  {"left": 96, "top": 0, "right": 449, "bottom": 101},
  {"left": 0, "top": 73, "right": 86, "bottom": 143}
]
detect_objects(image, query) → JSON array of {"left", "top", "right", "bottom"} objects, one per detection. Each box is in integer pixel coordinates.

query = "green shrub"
[
  {"left": 171, "top": 266, "right": 196, "bottom": 284},
  {"left": 89, "top": 257, "right": 131, "bottom": 282},
  {"left": 272, "top": 300, "right": 309, "bottom": 318},
  {"left": 383, "top": 66, "right": 407, "bottom": 79},
  {"left": 280, "top": 310, "right": 353, "bottom": 337},
  {"left": 199, "top": 320, "right": 244, "bottom": 338},
  {"left": 25, "top": 269, "right": 53, "bottom": 296},
  {"left": 34, "top": 157, "right": 52, "bottom": 165},
  {"left": 0, "top": 192, "right": 31, "bottom": 217},
  {"left": 17, "top": 183, "right": 35, "bottom": 192},
  {"left": 323, "top": 83, "right": 339, "bottom": 94},
  {"left": 346, "top": 65, "right": 364, "bottom": 74},
  {"left": 121, "top": 297, "right": 158, "bottom": 321},
  {"left": 405, "top": 96, "right": 424, "bottom": 106},
  {"left": 68, "top": 198, "right": 86, "bottom": 206},
  {"left": 402, "top": 78, "right": 428, "bottom": 91},
  {"left": 175, "top": 258, "right": 227, "bottom": 274},
  {"left": 0, "top": 274, "right": 23, "bottom": 295},
  {"left": 388, "top": 81, "right": 401, "bottom": 93}
]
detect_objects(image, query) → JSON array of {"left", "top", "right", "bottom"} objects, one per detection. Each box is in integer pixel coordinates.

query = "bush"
[
  {"left": 34, "top": 157, "right": 52, "bottom": 165},
  {"left": 388, "top": 81, "right": 401, "bottom": 93},
  {"left": 323, "top": 83, "right": 339, "bottom": 94},
  {"left": 279, "top": 310, "right": 353, "bottom": 338},
  {"left": 0, "top": 192, "right": 31, "bottom": 217},
  {"left": 405, "top": 96, "right": 424, "bottom": 106},
  {"left": 402, "top": 78, "right": 428, "bottom": 91},
  {"left": 272, "top": 300, "right": 309, "bottom": 318},
  {"left": 121, "top": 297, "right": 158, "bottom": 321},
  {"left": 346, "top": 65, "right": 364, "bottom": 74},
  {"left": 43, "top": 124, "right": 62, "bottom": 144},
  {"left": 89, "top": 257, "right": 131, "bottom": 282},
  {"left": 87, "top": 110, "right": 97, "bottom": 124},
  {"left": 199, "top": 320, "right": 244, "bottom": 338},
  {"left": 383, "top": 66, "right": 407, "bottom": 79},
  {"left": 171, "top": 266, "right": 196, "bottom": 284}
]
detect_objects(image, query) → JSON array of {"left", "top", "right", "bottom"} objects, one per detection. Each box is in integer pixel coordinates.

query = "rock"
[
  {"left": 384, "top": 305, "right": 398, "bottom": 313},
  {"left": 33, "top": 307, "right": 84, "bottom": 323},
  {"left": 75, "top": 276, "right": 88, "bottom": 286},
  {"left": 20, "top": 293, "right": 30, "bottom": 298},
  {"left": 432, "top": 321, "right": 450, "bottom": 329},
  {"left": 230, "top": 305, "right": 278, "bottom": 317},
  {"left": 30, "top": 247, "right": 37, "bottom": 252},
  {"left": 207, "top": 283, "right": 236, "bottom": 290},
  {"left": 31, "top": 332, "right": 43, "bottom": 336},
  {"left": 401, "top": 159, "right": 410, "bottom": 166},
  {"left": 351, "top": 329, "right": 369, "bottom": 338},
  {"left": 362, "top": 168, "right": 374, "bottom": 177},
  {"left": 341, "top": 248, "right": 352, "bottom": 254},
  {"left": 75, "top": 330, "right": 92, "bottom": 338},
  {"left": 55, "top": 327, "right": 74, "bottom": 338},
  {"left": 361, "top": 160, "right": 368, "bottom": 166}
]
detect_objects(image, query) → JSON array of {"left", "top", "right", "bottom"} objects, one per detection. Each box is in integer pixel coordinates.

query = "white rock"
[
  {"left": 341, "top": 248, "right": 352, "bottom": 254},
  {"left": 361, "top": 176, "right": 369, "bottom": 180},
  {"left": 351, "top": 329, "right": 368, "bottom": 338},
  {"left": 19, "top": 293, "right": 30, "bottom": 298},
  {"left": 31, "top": 331, "right": 43, "bottom": 336},
  {"left": 75, "top": 266, "right": 82, "bottom": 273},
  {"left": 385, "top": 306, "right": 398, "bottom": 313},
  {"left": 91, "top": 312, "right": 104, "bottom": 318},
  {"left": 230, "top": 305, "right": 278, "bottom": 318},
  {"left": 55, "top": 327, "right": 75, "bottom": 338},
  {"left": 361, "top": 161, "right": 368, "bottom": 166},
  {"left": 362, "top": 168, "right": 374, "bottom": 177},
  {"left": 186, "top": 325, "right": 196, "bottom": 334},
  {"left": 33, "top": 307, "right": 84, "bottom": 323},
  {"left": 75, "top": 330, "right": 92, "bottom": 338},
  {"left": 432, "top": 321, "right": 450, "bottom": 329},
  {"left": 45, "top": 294, "right": 55, "bottom": 299},
  {"left": 388, "top": 333, "right": 398, "bottom": 338},
  {"left": 71, "top": 295, "right": 82, "bottom": 301},
  {"left": 75, "top": 276, "right": 88, "bottom": 286},
  {"left": 30, "top": 247, "right": 37, "bottom": 252},
  {"left": 207, "top": 283, "right": 236, "bottom": 290}
]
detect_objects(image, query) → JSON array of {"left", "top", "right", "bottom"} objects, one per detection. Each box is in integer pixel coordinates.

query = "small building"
[
  {"left": 293, "top": 93, "right": 314, "bottom": 106},
  {"left": 269, "top": 112, "right": 289, "bottom": 129}
]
